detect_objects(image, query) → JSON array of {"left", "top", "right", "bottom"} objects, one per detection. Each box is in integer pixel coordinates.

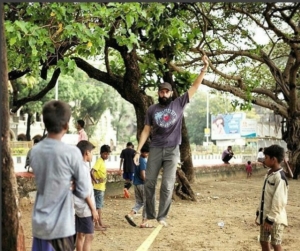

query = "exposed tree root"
[{"left": 173, "top": 168, "right": 197, "bottom": 201}]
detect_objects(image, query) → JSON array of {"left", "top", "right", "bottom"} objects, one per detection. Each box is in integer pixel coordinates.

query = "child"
[
  {"left": 119, "top": 142, "right": 136, "bottom": 198},
  {"left": 91, "top": 144, "right": 111, "bottom": 231},
  {"left": 24, "top": 138, "right": 40, "bottom": 172},
  {"left": 245, "top": 160, "right": 252, "bottom": 179},
  {"left": 30, "top": 100, "right": 91, "bottom": 251},
  {"left": 125, "top": 145, "right": 150, "bottom": 228},
  {"left": 74, "top": 140, "right": 99, "bottom": 251},
  {"left": 255, "top": 145, "right": 288, "bottom": 251}
]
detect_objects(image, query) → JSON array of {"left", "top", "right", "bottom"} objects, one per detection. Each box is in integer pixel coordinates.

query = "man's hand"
[
  {"left": 202, "top": 55, "right": 209, "bottom": 67},
  {"left": 134, "top": 154, "right": 140, "bottom": 166}
]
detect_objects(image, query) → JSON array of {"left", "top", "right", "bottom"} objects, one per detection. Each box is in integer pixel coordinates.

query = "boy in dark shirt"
[{"left": 125, "top": 145, "right": 150, "bottom": 227}]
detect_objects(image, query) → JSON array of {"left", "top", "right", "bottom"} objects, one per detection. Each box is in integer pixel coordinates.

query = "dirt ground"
[{"left": 19, "top": 170, "right": 300, "bottom": 251}]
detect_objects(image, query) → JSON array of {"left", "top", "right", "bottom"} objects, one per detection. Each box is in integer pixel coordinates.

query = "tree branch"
[
  {"left": 11, "top": 68, "right": 61, "bottom": 113},
  {"left": 72, "top": 57, "right": 123, "bottom": 91},
  {"left": 8, "top": 68, "right": 31, "bottom": 80},
  {"left": 203, "top": 79, "right": 288, "bottom": 118}
]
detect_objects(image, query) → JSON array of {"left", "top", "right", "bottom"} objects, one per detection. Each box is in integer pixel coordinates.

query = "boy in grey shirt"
[{"left": 30, "top": 100, "right": 91, "bottom": 251}]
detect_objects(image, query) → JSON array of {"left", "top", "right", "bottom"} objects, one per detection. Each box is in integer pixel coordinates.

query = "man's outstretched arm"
[
  {"left": 188, "top": 55, "right": 209, "bottom": 99},
  {"left": 133, "top": 125, "right": 151, "bottom": 165}
]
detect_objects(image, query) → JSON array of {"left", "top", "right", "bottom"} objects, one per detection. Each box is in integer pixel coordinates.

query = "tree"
[
  {"left": 181, "top": 3, "right": 300, "bottom": 176},
  {"left": 4, "top": 3, "right": 204, "bottom": 193},
  {"left": 1, "top": 2, "right": 25, "bottom": 250},
  {"left": 6, "top": 3, "right": 299, "bottom": 188}
]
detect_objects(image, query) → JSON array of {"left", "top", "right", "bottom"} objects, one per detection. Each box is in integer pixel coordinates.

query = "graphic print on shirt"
[{"left": 154, "top": 108, "right": 177, "bottom": 128}]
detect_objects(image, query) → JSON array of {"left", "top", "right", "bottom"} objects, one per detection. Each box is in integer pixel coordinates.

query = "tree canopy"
[{"left": 4, "top": 2, "right": 300, "bottom": 168}]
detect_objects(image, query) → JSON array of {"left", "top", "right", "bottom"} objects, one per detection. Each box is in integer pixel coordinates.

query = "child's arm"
[
  {"left": 85, "top": 196, "right": 99, "bottom": 222},
  {"left": 90, "top": 169, "right": 99, "bottom": 184},
  {"left": 284, "top": 159, "right": 293, "bottom": 178},
  {"left": 140, "top": 170, "right": 146, "bottom": 181},
  {"left": 139, "top": 157, "right": 147, "bottom": 181},
  {"left": 90, "top": 169, "right": 106, "bottom": 184},
  {"left": 119, "top": 158, "right": 124, "bottom": 171}
]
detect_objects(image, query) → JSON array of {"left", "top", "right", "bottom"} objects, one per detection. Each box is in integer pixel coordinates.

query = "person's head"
[
  {"left": 33, "top": 138, "right": 40, "bottom": 144},
  {"left": 76, "top": 140, "right": 95, "bottom": 162},
  {"left": 213, "top": 115, "right": 224, "bottom": 126},
  {"left": 247, "top": 160, "right": 251, "bottom": 165},
  {"left": 158, "top": 82, "right": 173, "bottom": 106},
  {"left": 100, "top": 144, "right": 111, "bottom": 160},
  {"left": 258, "top": 147, "right": 263, "bottom": 152},
  {"left": 42, "top": 100, "right": 71, "bottom": 134},
  {"left": 126, "top": 142, "right": 133, "bottom": 148},
  {"left": 227, "top": 146, "right": 232, "bottom": 151},
  {"left": 140, "top": 144, "right": 150, "bottom": 158},
  {"left": 77, "top": 119, "right": 85, "bottom": 130},
  {"left": 263, "top": 144, "right": 285, "bottom": 168}
]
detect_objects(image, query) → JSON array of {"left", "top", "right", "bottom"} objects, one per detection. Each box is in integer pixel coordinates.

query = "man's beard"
[{"left": 158, "top": 96, "right": 173, "bottom": 106}]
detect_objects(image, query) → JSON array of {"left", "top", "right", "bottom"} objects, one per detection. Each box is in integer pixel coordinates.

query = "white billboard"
[{"left": 211, "top": 113, "right": 257, "bottom": 140}]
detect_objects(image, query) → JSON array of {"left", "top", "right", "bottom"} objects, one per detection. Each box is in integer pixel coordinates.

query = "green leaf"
[
  {"left": 28, "top": 37, "right": 36, "bottom": 47},
  {"left": 126, "top": 14, "right": 134, "bottom": 28},
  {"left": 9, "top": 37, "right": 17, "bottom": 46},
  {"left": 68, "top": 59, "right": 76, "bottom": 70},
  {"left": 15, "top": 20, "right": 28, "bottom": 34}
]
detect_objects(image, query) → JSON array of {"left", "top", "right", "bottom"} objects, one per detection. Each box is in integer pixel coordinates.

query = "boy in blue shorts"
[
  {"left": 30, "top": 100, "right": 91, "bottom": 251},
  {"left": 74, "top": 140, "right": 99, "bottom": 251},
  {"left": 125, "top": 145, "right": 149, "bottom": 227},
  {"left": 91, "top": 144, "right": 111, "bottom": 231},
  {"left": 255, "top": 144, "right": 289, "bottom": 251}
]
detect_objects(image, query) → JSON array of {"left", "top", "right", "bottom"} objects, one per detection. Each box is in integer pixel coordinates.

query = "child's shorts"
[
  {"left": 75, "top": 215, "right": 94, "bottom": 234},
  {"left": 32, "top": 235, "right": 75, "bottom": 251},
  {"left": 123, "top": 172, "right": 134, "bottom": 181},
  {"left": 94, "top": 189, "right": 105, "bottom": 209},
  {"left": 259, "top": 223, "right": 285, "bottom": 245}
]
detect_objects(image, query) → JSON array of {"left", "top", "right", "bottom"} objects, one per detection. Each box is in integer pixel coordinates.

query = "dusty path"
[{"left": 20, "top": 171, "right": 300, "bottom": 251}]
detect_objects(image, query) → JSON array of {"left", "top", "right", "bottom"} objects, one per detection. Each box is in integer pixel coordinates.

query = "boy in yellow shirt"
[{"left": 91, "top": 144, "right": 111, "bottom": 231}]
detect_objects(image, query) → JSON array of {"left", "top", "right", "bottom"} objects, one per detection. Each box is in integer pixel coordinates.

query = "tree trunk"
[
  {"left": 1, "top": 3, "right": 26, "bottom": 250},
  {"left": 173, "top": 169, "right": 197, "bottom": 201},
  {"left": 173, "top": 117, "right": 196, "bottom": 200},
  {"left": 26, "top": 113, "right": 32, "bottom": 141},
  {"left": 285, "top": 117, "right": 300, "bottom": 179},
  {"left": 180, "top": 117, "right": 194, "bottom": 182}
]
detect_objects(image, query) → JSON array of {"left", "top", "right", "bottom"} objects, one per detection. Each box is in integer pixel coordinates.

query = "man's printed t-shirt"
[{"left": 145, "top": 92, "right": 189, "bottom": 147}]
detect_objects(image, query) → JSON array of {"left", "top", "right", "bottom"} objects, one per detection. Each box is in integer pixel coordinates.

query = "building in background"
[{"left": 9, "top": 107, "right": 117, "bottom": 149}]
